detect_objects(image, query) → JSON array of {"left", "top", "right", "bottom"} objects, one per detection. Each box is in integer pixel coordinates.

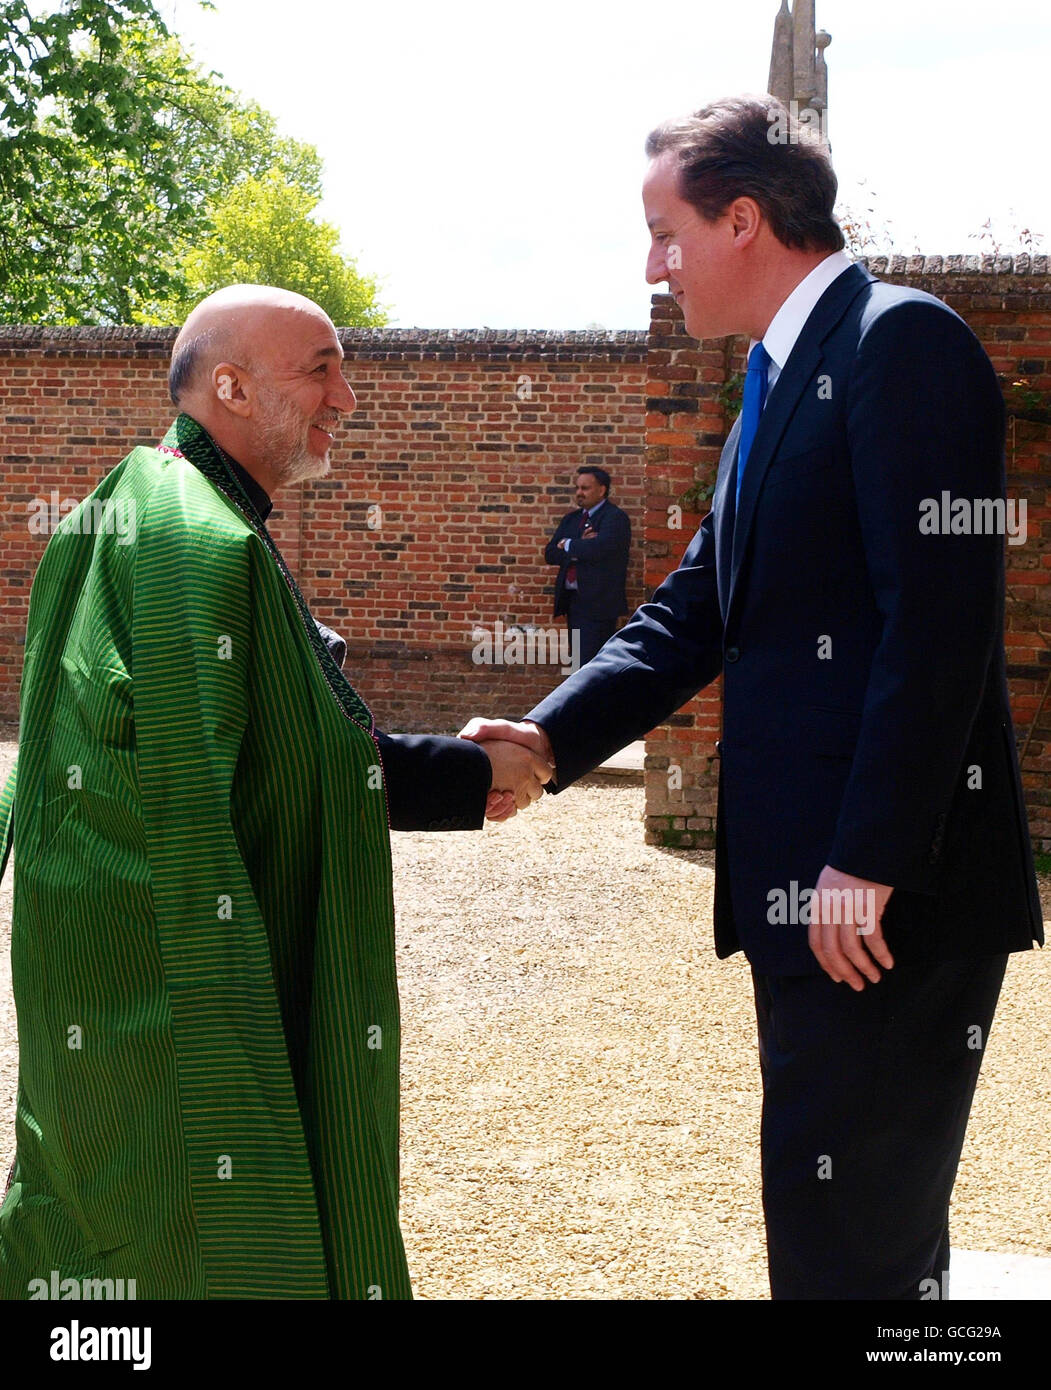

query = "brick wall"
[
  {"left": 3, "top": 255, "right": 1050, "bottom": 849},
  {"left": 643, "top": 254, "right": 1051, "bottom": 852},
  {"left": 0, "top": 327, "right": 647, "bottom": 732}
]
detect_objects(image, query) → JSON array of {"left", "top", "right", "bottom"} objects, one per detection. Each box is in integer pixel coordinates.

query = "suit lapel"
[
  {"left": 712, "top": 416, "right": 741, "bottom": 623},
  {"left": 727, "top": 263, "right": 875, "bottom": 615},
  {"left": 728, "top": 336, "right": 826, "bottom": 592}
]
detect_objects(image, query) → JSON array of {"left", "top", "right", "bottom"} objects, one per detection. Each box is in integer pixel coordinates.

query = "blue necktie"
[{"left": 736, "top": 342, "right": 771, "bottom": 509}]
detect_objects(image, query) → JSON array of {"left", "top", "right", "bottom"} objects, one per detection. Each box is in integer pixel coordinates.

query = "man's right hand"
[
  {"left": 460, "top": 718, "right": 554, "bottom": 765},
  {"left": 460, "top": 719, "right": 555, "bottom": 821}
]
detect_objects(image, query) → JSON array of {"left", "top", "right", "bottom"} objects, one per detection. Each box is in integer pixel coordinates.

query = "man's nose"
[
  {"left": 331, "top": 375, "right": 357, "bottom": 413},
  {"left": 645, "top": 243, "right": 667, "bottom": 286}
]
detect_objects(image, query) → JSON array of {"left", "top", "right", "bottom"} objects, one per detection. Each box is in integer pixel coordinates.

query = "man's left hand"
[{"left": 808, "top": 865, "right": 895, "bottom": 990}]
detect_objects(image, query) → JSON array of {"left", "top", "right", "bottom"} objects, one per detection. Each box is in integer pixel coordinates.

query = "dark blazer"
[
  {"left": 376, "top": 730, "right": 490, "bottom": 832},
  {"left": 545, "top": 500, "right": 631, "bottom": 620},
  {"left": 526, "top": 264, "right": 1043, "bottom": 975},
  {"left": 311, "top": 620, "right": 491, "bottom": 832}
]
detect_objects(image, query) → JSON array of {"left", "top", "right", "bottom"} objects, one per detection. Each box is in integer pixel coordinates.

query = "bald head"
[
  {"left": 169, "top": 285, "right": 335, "bottom": 407},
  {"left": 167, "top": 283, "right": 356, "bottom": 496}
]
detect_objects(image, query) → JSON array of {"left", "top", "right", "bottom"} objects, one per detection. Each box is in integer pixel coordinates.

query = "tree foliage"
[
  {"left": 153, "top": 170, "right": 385, "bottom": 328},
  {"left": 2, "top": 1, "right": 187, "bottom": 319},
  {"left": 1, "top": 2, "right": 385, "bottom": 325}
]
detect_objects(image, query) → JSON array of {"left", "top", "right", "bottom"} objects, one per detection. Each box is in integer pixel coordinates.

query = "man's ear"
[
  {"left": 729, "top": 196, "right": 763, "bottom": 248},
  {"left": 212, "top": 363, "right": 251, "bottom": 416}
]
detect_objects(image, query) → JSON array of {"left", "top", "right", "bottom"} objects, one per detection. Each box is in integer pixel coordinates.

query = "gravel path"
[{"left": 1, "top": 735, "right": 1048, "bottom": 1299}]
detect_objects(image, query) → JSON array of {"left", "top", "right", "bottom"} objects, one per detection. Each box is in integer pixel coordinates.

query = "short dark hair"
[
  {"left": 645, "top": 94, "right": 844, "bottom": 254},
  {"left": 168, "top": 331, "right": 212, "bottom": 406},
  {"left": 577, "top": 466, "right": 611, "bottom": 497}
]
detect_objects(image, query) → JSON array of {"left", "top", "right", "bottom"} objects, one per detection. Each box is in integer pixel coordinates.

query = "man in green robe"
[{"left": 0, "top": 286, "right": 550, "bottom": 1300}]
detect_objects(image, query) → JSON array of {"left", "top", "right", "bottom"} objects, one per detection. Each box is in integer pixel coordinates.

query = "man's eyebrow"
[{"left": 309, "top": 345, "right": 343, "bottom": 363}]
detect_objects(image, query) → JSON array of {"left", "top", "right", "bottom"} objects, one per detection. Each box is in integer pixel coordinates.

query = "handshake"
[{"left": 458, "top": 717, "right": 555, "bottom": 824}]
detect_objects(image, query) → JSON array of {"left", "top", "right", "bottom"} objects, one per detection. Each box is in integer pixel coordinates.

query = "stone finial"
[
  {"left": 767, "top": 2, "right": 830, "bottom": 130},
  {"left": 793, "top": 0, "right": 817, "bottom": 106},
  {"left": 768, "top": 1, "right": 793, "bottom": 106},
  {"left": 814, "top": 30, "right": 831, "bottom": 110}
]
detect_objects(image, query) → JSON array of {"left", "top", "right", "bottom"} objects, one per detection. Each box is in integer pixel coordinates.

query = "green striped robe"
[{"left": 0, "top": 415, "right": 411, "bottom": 1299}]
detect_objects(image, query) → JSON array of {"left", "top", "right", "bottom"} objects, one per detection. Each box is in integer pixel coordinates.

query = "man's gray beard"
[
  {"left": 256, "top": 387, "right": 331, "bottom": 487},
  {"left": 279, "top": 450, "right": 330, "bottom": 488}
]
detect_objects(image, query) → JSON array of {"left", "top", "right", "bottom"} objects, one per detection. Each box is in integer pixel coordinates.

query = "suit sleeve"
[
  {"left": 827, "top": 299, "right": 1006, "bottom": 891},
  {"left": 545, "top": 517, "right": 569, "bottom": 566},
  {"left": 374, "top": 730, "right": 492, "bottom": 832},
  {"left": 524, "top": 509, "right": 724, "bottom": 789}
]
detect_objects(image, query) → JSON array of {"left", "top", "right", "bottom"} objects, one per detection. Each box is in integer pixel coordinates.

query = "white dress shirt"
[{"left": 752, "top": 249, "right": 855, "bottom": 395}]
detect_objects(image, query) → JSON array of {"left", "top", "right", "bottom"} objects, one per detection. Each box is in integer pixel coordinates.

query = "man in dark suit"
[
  {"left": 462, "top": 95, "right": 1043, "bottom": 1299},
  {"left": 545, "top": 467, "right": 631, "bottom": 666}
]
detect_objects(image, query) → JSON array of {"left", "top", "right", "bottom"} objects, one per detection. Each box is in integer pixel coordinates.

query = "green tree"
[
  {"left": 156, "top": 170, "right": 386, "bottom": 327},
  {"left": 1, "top": 5, "right": 385, "bottom": 325},
  {"left": 1, "top": 1, "right": 171, "bottom": 191},
  {"left": 1, "top": 1, "right": 196, "bottom": 319}
]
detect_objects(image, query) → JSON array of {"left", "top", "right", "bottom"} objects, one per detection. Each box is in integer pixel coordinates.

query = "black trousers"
[
  {"left": 564, "top": 596, "right": 616, "bottom": 668},
  {"left": 751, "top": 952, "right": 1008, "bottom": 1299}
]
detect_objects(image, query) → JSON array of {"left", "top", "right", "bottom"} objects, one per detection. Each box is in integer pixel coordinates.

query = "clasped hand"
[{"left": 460, "top": 718, "right": 555, "bottom": 822}]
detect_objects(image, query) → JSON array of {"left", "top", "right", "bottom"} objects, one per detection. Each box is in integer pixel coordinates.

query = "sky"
[{"left": 156, "top": 0, "right": 1051, "bottom": 330}]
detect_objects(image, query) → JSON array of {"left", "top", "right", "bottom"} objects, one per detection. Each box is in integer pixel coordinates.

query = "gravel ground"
[{"left": 1, "top": 731, "right": 1048, "bottom": 1299}]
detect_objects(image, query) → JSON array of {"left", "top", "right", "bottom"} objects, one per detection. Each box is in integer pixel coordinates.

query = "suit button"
[{"left": 725, "top": 646, "right": 740, "bottom": 663}]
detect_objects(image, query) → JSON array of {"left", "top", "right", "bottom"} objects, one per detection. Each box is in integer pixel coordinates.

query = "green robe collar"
[{"left": 163, "top": 414, "right": 374, "bottom": 734}]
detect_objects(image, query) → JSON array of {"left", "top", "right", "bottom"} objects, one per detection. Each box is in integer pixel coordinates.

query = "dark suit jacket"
[
  {"left": 526, "top": 264, "right": 1043, "bottom": 975},
  {"left": 311, "top": 620, "right": 491, "bottom": 832},
  {"left": 376, "top": 730, "right": 490, "bottom": 832},
  {"left": 545, "top": 500, "right": 631, "bottom": 620}
]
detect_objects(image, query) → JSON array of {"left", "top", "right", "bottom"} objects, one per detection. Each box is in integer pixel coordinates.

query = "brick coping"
[
  {"left": 2, "top": 254, "right": 1048, "bottom": 351},
  {"left": 0, "top": 325, "right": 649, "bottom": 362}
]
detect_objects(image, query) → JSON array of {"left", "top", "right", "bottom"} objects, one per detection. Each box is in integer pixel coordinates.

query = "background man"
[
  {"left": 0, "top": 285, "right": 548, "bottom": 1300},
  {"left": 463, "top": 95, "right": 1042, "bottom": 1300},
  {"left": 545, "top": 466, "right": 631, "bottom": 666}
]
